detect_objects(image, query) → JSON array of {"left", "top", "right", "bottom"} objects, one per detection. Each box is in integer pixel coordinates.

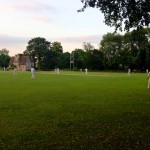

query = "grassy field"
[{"left": 0, "top": 70, "right": 150, "bottom": 150}]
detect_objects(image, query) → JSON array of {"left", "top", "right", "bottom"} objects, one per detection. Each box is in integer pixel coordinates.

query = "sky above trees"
[{"left": 0, "top": 0, "right": 114, "bottom": 56}]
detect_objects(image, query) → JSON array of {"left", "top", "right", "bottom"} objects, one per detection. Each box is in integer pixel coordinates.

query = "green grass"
[{"left": 0, "top": 71, "right": 150, "bottom": 150}]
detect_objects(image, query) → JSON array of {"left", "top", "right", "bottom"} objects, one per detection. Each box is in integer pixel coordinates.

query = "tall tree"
[
  {"left": 100, "top": 33, "right": 123, "bottom": 70},
  {"left": 83, "top": 42, "right": 94, "bottom": 51},
  {"left": 123, "top": 28, "right": 150, "bottom": 71},
  {"left": 79, "top": 0, "right": 150, "bottom": 31},
  {"left": 123, "top": 32, "right": 138, "bottom": 70},
  {"left": 25, "top": 37, "right": 51, "bottom": 69},
  {"left": 73, "top": 49, "right": 86, "bottom": 69},
  {"left": 89, "top": 49, "right": 104, "bottom": 70},
  {"left": 59, "top": 52, "right": 70, "bottom": 69},
  {"left": 0, "top": 54, "right": 10, "bottom": 68},
  {"left": 50, "top": 41, "right": 63, "bottom": 68},
  {"left": 0, "top": 48, "right": 9, "bottom": 55},
  {"left": 132, "top": 29, "right": 148, "bottom": 71},
  {"left": 51, "top": 41, "right": 63, "bottom": 53},
  {"left": 0, "top": 49, "right": 10, "bottom": 68},
  {"left": 145, "top": 28, "right": 150, "bottom": 69}
]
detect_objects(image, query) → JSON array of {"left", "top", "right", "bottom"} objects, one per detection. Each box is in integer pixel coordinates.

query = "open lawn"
[{"left": 0, "top": 71, "right": 150, "bottom": 150}]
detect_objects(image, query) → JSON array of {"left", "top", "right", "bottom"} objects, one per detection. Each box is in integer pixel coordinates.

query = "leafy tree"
[
  {"left": 38, "top": 50, "right": 50, "bottom": 70},
  {"left": 75, "top": 48, "right": 104, "bottom": 70},
  {"left": 123, "top": 32, "right": 139, "bottom": 70},
  {"left": 44, "top": 50, "right": 60, "bottom": 70},
  {"left": 146, "top": 42, "right": 150, "bottom": 69},
  {"left": 59, "top": 52, "right": 70, "bottom": 69},
  {"left": 79, "top": 0, "right": 150, "bottom": 31},
  {"left": 132, "top": 29, "right": 148, "bottom": 71},
  {"left": 83, "top": 42, "right": 94, "bottom": 51},
  {"left": 25, "top": 37, "right": 51, "bottom": 69},
  {"left": 123, "top": 28, "right": 150, "bottom": 71},
  {"left": 89, "top": 49, "right": 104, "bottom": 70},
  {"left": 0, "top": 49, "right": 10, "bottom": 68},
  {"left": 82, "top": 43, "right": 98, "bottom": 69},
  {"left": 51, "top": 41, "right": 63, "bottom": 53},
  {"left": 0, "top": 48, "right": 9, "bottom": 55},
  {"left": 100, "top": 33, "right": 123, "bottom": 70},
  {"left": 73, "top": 49, "right": 86, "bottom": 69},
  {"left": 50, "top": 41, "right": 63, "bottom": 69},
  {"left": 142, "top": 28, "right": 150, "bottom": 70},
  {"left": 0, "top": 54, "right": 10, "bottom": 68}
]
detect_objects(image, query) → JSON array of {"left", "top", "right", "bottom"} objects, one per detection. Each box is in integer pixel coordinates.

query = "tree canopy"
[
  {"left": 25, "top": 37, "right": 50, "bottom": 69},
  {"left": 79, "top": 0, "right": 150, "bottom": 31},
  {"left": 51, "top": 41, "right": 63, "bottom": 53},
  {"left": 100, "top": 33, "right": 123, "bottom": 69},
  {"left": 100, "top": 28, "right": 150, "bottom": 70},
  {"left": 0, "top": 48, "right": 9, "bottom": 55},
  {"left": 0, "top": 49, "right": 10, "bottom": 68},
  {"left": 20, "top": 28, "right": 150, "bottom": 71}
]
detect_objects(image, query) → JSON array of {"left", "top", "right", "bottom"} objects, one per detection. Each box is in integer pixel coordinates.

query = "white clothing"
[
  {"left": 14, "top": 68, "right": 17, "bottom": 75},
  {"left": 57, "top": 68, "right": 59, "bottom": 74},
  {"left": 128, "top": 69, "right": 131, "bottom": 76},
  {"left": 31, "top": 68, "right": 35, "bottom": 79},
  {"left": 85, "top": 68, "right": 88, "bottom": 75}
]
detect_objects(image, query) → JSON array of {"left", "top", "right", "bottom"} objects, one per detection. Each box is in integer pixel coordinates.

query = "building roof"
[{"left": 9, "top": 56, "right": 30, "bottom": 65}]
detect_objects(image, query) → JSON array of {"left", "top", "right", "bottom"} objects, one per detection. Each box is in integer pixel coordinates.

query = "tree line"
[
  {"left": 0, "top": 28, "right": 150, "bottom": 71},
  {"left": 24, "top": 28, "right": 150, "bottom": 71}
]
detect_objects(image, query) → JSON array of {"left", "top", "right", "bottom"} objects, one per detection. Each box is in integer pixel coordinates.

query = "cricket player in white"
[
  {"left": 14, "top": 68, "right": 17, "bottom": 75},
  {"left": 147, "top": 71, "right": 150, "bottom": 89},
  {"left": 57, "top": 68, "right": 59, "bottom": 74},
  {"left": 85, "top": 68, "right": 88, "bottom": 75},
  {"left": 128, "top": 68, "right": 131, "bottom": 76},
  {"left": 31, "top": 67, "right": 35, "bottom": 79}
]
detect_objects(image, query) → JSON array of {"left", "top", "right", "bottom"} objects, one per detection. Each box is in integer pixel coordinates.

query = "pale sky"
[{"left": 0, "top": 0, "right": 114, "bottom": 56}]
